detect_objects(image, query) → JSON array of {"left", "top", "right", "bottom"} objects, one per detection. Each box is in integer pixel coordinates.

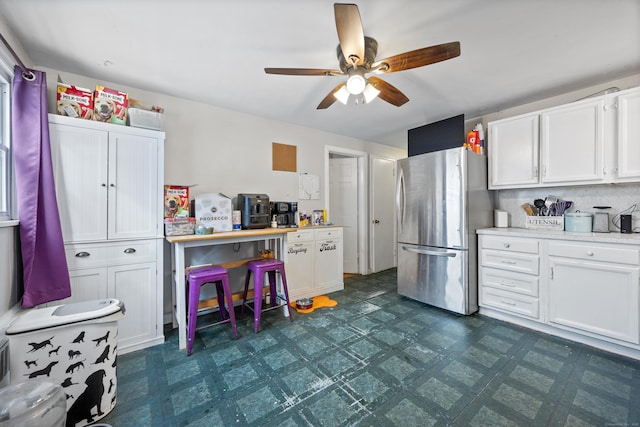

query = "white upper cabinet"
[
  {"left": 616, "top": 87, "right": 640, "bottom": 180},
  {"left": 488, "top": 114, "right": 539, "bottom": 188},
  {"left": 50, "top": 117, "right": 161, "bottom": 243},
  {"left": 540, "top": 98, "right": 604, "bottom": 185},
  {"left": 488, "top": 86, "right": 640, "bottom": 189}
]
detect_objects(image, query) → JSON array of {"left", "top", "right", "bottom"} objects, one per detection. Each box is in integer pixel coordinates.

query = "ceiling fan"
[{"left": 264, "top": 3, "right": 461, "bottom": 109}]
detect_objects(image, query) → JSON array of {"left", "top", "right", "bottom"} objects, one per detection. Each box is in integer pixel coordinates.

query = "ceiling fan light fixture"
[
  {"left": 362, "top": 82, "right": 380, "bottom": 103},
  {"left": 346, "top": 69, "right": 366, "bottom": 94},
  {"left": 334, "top": 85, "right": 350, "bottom": 104}
]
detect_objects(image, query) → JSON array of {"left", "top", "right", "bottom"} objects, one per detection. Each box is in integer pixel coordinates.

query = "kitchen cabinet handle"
[
  {"left": 501, "top": 260, "right": 517, "bottom": 265},
  {"left": 500, "top": 300, "right": 517, "bottom": 306},
  {"left": 75, "top": 251, "right": 90, "bottom": 258},
  {"left": 586, "top": 251, "right": 594, "bottom": 256},
  {"left": 501, "top": 282, "right": 516, "bottom": 287},
  {"left": 124, "top": 248, "right": 137, "bottom": 254},
  {"left": 503, "top": 243, "right": 510, "bottom": 248}
]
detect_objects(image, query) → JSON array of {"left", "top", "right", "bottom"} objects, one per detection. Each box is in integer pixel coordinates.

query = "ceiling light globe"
[{"left": 346, "top": 74, "right": 366, "bottom": 95}]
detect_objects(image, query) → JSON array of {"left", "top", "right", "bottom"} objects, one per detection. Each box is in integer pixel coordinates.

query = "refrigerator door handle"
[
  {"left": 396, "top": 168, "right": 406, "bottom": 229},
  {"left": 401, "top": 245, "right": 457, "bottom": 257}
]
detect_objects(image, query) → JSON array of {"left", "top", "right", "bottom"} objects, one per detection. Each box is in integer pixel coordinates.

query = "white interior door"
[
  {"left": 330, "top": 157, "right": 358, "bottom": 274},
  {"left": 370, "top": 157, "right": 396, "bottom": 272}
]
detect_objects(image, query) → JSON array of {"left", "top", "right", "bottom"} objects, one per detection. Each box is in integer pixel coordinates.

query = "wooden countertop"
[{"left": 165, "top": 225, "right": 343, "bottom": 243}]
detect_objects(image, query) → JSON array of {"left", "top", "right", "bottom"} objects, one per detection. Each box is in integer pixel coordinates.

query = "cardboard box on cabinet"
[
  {"left": 56, "top": 83, "right": 94, "bottom": 119},
  {"left": 191, "top": 193, "right": 233, "bottom": 232},
  {"left": 93, "top": 85, "right": 128, "bottom": 125},
  {"left": 164, "top": 185, "right": 191, "bottom": 218}
]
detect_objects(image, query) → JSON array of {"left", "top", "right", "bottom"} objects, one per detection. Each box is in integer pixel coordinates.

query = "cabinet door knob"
[
  {"left": 504, "top": 243, "right": 510, "bottom": 248},
  {"left": 110, "top": 183, "right": 115, "bottom": 187},
  {"left": 101, "top": 183, "right": 107, "bottom": 187},
  {"left": 124, "top": 248, "right": 137, "bottom": 254},
  {"left": 586, "top": 251, "right": 594, "bottom": 256},
  {"left": 75, "top": 251, "right": 90, "bottom": 258}
]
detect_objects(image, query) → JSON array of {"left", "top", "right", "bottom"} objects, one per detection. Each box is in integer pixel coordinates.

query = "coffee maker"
[
  {"left": 237, "top": 194, "right": 270, "bottom": 229},
  {"left": 270, "top": 201, "right": 298, "bottom": 228}
]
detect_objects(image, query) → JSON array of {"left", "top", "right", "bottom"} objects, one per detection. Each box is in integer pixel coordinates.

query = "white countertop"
[{"left": 477, "top": 227, "right": 640, "bottom": 245}]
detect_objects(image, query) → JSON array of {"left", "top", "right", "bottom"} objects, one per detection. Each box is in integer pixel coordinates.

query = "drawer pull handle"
[
  {"left": 586, "top": 251, "right": 594, "bottom": 256},
  {"left": 501, "top": 282, "right": 516, "bottom": 287},
  {"left": 501, "top": 300, "right": 516, "bottom": 306},
  {"left": 504, "top": 243, "right": 510, "bottom": 248},
  {"left": 501, "top": 260, "right": 517, "bottom": 265},
  {"left": 75, "top": 252, "right": 90, "bottom": 258},
  {"left": 124, "top": 248, "right": 137, "bottom": 254}
]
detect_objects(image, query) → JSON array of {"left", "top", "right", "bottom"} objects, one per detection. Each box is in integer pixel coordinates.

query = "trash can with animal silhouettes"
[{"left": 4, "top": 299, "right": 125, "bottom": 427}]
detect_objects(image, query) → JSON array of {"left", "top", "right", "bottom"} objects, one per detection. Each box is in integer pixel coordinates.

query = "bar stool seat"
[
  {"left": 242, "top": 258, "right": 293, "bottom": 333},
  {"left": 186, "top": 265, "right": 238, "bottom": 356}
]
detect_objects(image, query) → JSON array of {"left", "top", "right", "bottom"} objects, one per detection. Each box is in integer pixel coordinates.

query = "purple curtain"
[{"left": 12, "top": 66, "right": 71, "bottom": 307}]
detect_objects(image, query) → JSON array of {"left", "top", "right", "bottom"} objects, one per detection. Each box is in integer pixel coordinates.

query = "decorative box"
[
  {"left": 164, "top": 218, "right": 196, "bottom": 236},
  {"left": 525, "top": 215, "right": 564, "bottom": 230}
]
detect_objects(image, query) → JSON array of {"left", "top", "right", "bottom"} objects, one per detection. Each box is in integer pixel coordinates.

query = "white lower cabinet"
[
  {"left": 478, "top": 230, "right": 640, "bottom": 358},
  {"left": 284, "top": 227, "right": 344, "bottom": 300},
  {"left": 549, "top": 241, "right": 640, "bottom": 344},
  {"left": 59, "top": 240, "right": 164, "bottom": 354},
  {"left": 479, "top": 235, "right": 540, "bottom": 320}
]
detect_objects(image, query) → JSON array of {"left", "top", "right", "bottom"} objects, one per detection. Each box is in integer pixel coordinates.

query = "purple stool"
[
  {"left": 186, "top": 265, "right": 238, "bottom": 356},
  {"left": 241, "top": 258, "right": 293, "bottom": 333}
]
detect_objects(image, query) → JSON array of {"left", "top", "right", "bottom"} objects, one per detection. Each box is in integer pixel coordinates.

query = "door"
[
  {"left": 370, "top": 157, "right": 396, "bottom": 273},
  {"left": 108, "top": 132, "right": 159, "bottom": 239},
  {"left": 50, "top": 124, "right": 109, "bottom": 242},
  {"left": 329, "top": 157, "right": 358, "bottom": 273},
  {"left": 488, "top": 114, "right": 540, "bottom": 188},
  {"left": 397, "top": 149, "right": 465, "bottom": 249},
  {"left": 397, "top": 243, "right": 470, "bottom": 315},
  {"left": 549, "top": 257, "right": 639, "bottom": 344},
  {"left": 540, "top": 98, "right": 604, "bottom": 184},
  {"left": 108, "top": 262, "right": 156, "bottom": 349},
  {"left": 616, "top": 88, "right": 640, "bottom": 179}
]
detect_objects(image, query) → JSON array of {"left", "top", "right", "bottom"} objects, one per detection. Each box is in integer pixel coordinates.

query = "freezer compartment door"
[{"left": 397, "top": 243, "right": 476, "bottom": 315}]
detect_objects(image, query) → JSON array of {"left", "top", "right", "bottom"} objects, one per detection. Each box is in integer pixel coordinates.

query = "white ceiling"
[{"left": 1, "top": 0, "right": 638, "bottom": 147}]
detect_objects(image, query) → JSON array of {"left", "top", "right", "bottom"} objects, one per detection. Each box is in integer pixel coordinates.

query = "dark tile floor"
[{"left": 101, "top": 269, "right": 640, "bottom": 426}]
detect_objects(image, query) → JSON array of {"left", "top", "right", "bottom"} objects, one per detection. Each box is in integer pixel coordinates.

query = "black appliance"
[
  {"left": 270, "top": 201, "right": 298, "bottom": 228},
  {"left": 237, "top": 194, "right": 270, "bottom": 229}
]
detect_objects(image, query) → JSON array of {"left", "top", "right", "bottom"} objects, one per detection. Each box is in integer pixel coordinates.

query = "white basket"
[
  {"left": 525, "top": 215, "right": 564, "bottom": 230},
  {"left": 128, "top": 108, "right": 164, "bottom": 130}
]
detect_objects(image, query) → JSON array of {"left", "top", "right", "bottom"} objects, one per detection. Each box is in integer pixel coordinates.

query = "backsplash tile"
[{"left": 495, "top": 183, "right": 640, "bottom": 231}]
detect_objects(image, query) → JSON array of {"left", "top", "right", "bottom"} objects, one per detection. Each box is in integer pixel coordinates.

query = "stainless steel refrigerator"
[{"left": 396, "top": 147, "right": 493, "bottom": 315}]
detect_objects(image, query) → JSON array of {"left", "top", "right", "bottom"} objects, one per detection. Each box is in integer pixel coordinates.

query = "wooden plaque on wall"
[{"left": 272, "top": 142, "right": 297, "bottom": 172}]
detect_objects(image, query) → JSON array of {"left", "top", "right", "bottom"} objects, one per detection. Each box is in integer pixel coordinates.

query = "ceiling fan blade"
[
  {"left": 372, "top": 41, "right": 461, "bottom": 73},
  {"left": 265, "top": 67, "right": 342, "bottom": 76},
  {"left": 334, "top": 3, "right": 365, "bottom": 66},
  {"left": 317, "top": 82, "right": 346, "bottom": 109},
  {"left": 368, "top": 76, "right": 409, "bottom": 107}
]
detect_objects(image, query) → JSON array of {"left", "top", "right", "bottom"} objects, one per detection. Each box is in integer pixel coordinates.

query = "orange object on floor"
[{"left": 290, "top": 295, "right": 338, "bottom": 313}]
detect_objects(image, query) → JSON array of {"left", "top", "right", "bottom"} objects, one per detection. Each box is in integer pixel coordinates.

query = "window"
[{"left": 0, "top": 50, "right": 13, "bottom": 221}]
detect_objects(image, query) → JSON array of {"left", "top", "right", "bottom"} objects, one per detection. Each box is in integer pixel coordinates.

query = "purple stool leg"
[
  {"left": 252, "top": 267, "right": 264, "bottom": 333},
  {"left": 279, "top": 265, "right": 293, "bottom": 323},
  {"left": 215, "top": 283, "right": 228, "bottom": 320},
  {"left": 187, "top": 277, "right": 201, "bottom": 356},
  {"left": 268, "top": 270, "right": 278, "bottom": 308},
  {"left": 241, "top": 269, "right": 252, "bottom": 318},
  {"left": 221, "top": 274, "right": 238, "bottom": 339}
]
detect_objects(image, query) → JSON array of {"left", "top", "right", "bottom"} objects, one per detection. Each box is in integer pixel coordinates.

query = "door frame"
[{"left": 324, "top": 145, "right": 368, "bottom": 275}]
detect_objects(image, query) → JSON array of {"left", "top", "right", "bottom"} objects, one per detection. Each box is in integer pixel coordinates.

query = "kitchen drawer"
[
  {"left": 481, "top": 249, "right": 539, "bottom": 275},
  {"left": 549, "top": 241, "right": 640, "bottom": 265},
  {"left": 480, "top": 287, "right": 539, "bottom": 319},
  {"left": 481, "top": 236, "right": 539, "bottom": 254},
  {"left": 286, "top": 229, "right": 315, "bottom": 242},
  {"left": 481, "top": 267, "right": 539, "bottom": 297},
  {"left": 65, "top": 241, "right": 156, "bottom": 269},
  {"left": 316, "top": 227, "right": 342, "bottom": 240}
]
